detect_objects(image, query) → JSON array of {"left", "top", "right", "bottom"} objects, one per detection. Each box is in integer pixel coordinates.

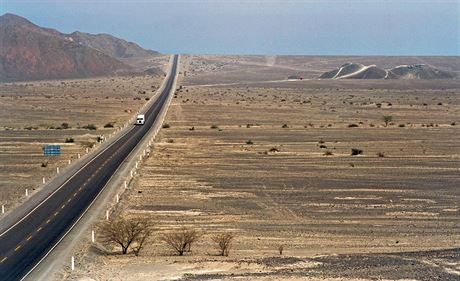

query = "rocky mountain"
[
  {"left": 0, "top": 13, "right": 158, "bottom": 82},
  {"left": 68, "top": 31, "right": 159, "bottom": 60},
  {"left": 319, "top": 62, "right": 456, "bottom": 80}
]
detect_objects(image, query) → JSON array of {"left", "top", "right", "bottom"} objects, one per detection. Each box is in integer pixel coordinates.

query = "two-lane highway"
[{"left": 0, "top": 55, "right": 178, "bottom": 281}]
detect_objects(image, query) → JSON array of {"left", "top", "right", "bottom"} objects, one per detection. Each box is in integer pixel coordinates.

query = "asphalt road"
[{"left": 0, "top": 55, "right": 178, "bottom": 281}]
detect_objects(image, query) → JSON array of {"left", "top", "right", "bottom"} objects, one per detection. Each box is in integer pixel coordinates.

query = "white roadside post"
[
  {"left": 130, "top": 170, "right": 133, "bottom": 178},
  {"left": 78, "top": 153, "right": 81, "bottom": 159},
  {"left": 91, "top": 230, "right": 95, "bottom": 243},
  {"left": 116, "top": 194, "right": 119, "bottom": 203},
  {"left": 135, "top": 162, "right": 138, "bottom": 169},
  {"left": 86, "top": 147, "right": 89, "bottom": 153},
  {"left": 1, "top": 205, "right": 5, "bottom": 214},
  {"left": 56, "top": 167, "right": 60, "bottom": 174},
  {"left": 68, "top": 159, "right": 71, "bottom": 165},
  {"left": 105, "top": 210, "right": 109, "bottom": 220},
  {"left": 25, "top": 189, "right": 29, "bottom": 197},
  {"left": 124, "top": 180, "right": 127, "bottom": 188},
  {"left": 42, "top": 177, "right": 46, "bottom": 184},
  {"left": 71, "top": 256, "right": 75, "bottom": 271}
]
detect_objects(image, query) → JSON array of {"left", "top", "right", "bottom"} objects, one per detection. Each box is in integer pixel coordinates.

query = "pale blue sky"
[{"left": 1, "top": 0, "right": 459, "bottom": 55}]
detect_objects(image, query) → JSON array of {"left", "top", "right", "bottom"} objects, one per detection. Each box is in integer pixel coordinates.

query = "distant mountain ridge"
[
  {"left": 319, "top": 62, "right": 456, "bottom": 80},
  {"left": 0, "top": 13, "right": 159, "bottom": 82}
]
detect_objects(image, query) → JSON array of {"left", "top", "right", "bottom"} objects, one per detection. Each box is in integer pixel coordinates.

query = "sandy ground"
[
  {"left": 0, "top": 71, "right": 167, "bottom": 213},
  {"left": 54, "top": 56, "right": 460, "bottom": 281},
  {"left": 179, "top": 55, "right": 460, "bottom": 86}
]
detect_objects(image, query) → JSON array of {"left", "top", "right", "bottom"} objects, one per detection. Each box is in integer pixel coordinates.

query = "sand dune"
[{"left": 320, "top": 63, "right": 456, "bottom": 80}]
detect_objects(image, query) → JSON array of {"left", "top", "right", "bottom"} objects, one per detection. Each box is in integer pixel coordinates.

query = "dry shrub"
[
  {"left": 102, "top": 217, "right": 151, "bottom": 255},
  {"left": 278, "top": 244, "right": 284, "bottom": 255},
  {"left": 211, "top": 233, "right": 236, "bottom": 256},
  {"left": 161, "top": 228, "right": 200, "bottom": 256}
]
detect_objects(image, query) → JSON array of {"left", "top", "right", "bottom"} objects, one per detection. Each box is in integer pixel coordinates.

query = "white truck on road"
[{"left": 136, "top": 114, "right": 145, "bottom": 125}]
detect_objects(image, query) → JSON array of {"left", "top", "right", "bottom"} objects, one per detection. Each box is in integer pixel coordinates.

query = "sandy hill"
[
  {"left": 319, "top": 62, "right": 456, "bottom": 80},
  {"left": 0, "top": 13, "right": 159, "bottom": 82},
  {"left": 387, "top": 64, "right": 457, "bottom": 79},
  {"left": 319, "top": 63, "right": 387, "bottom": 79}
]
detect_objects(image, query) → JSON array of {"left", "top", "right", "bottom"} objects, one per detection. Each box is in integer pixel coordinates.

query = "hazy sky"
[{"left": 1, "top": 0, "right": 459, "bottom": 55}]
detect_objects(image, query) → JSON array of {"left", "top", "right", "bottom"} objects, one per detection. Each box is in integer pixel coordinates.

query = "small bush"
[
  {"left": 162, "top": 123, "right": 170, "bottom": 128},
  {"left": 351, "top": 148, "right": 363, "bottom": 156},
  {"left": 278, "top": 245, "right": 284, "bottom": 255},
  {"left": 61, "top": 122, "right": 70, "bottom": 129},
  {"left": 269, "top": 147, "right": 279, "bottom": 152},
  {"left": 383, "top": 115, "right": 393, "bottom": 127},
  {"left": 166, "top": 139, "right": 174, "bottom": 143},
  {"left": 83, "top": 124, "right": 97, "bottom": 130},
  {"left": 210, "top": 124, "right": 219, "bottom": 129},
  {"left": 348, "top": 123, "right": 359, "bottom": 128},
  {"left": 246, "top": 140, "right": 254, "bottom": 145},
  {"left": 282, "top": 124, "right": 289, "bottom": 128},
  {"left": 41, "top": 162, "right": 48, "bottom": 167},
  {"left": 319, "top": 144, "right": 327, "bottom": 149},
  {"left": 104, "top": 122, "right": 114, "bottom": 128},
  {"left": 24, "top": 126, "right": 38, "bottom": 130},
  {"left": 189, "top": 126, "right": 195, "bottom": 131},
  {"left": 65, "top": 137, "right": 74, "bottom": 143},
  {"left": 211, "top": 233, "right": 236, "bottom": 256},
  {"left": 324, "top": 151, "right": 333, "bottom": 156},
  {"left": 377, "top": 152, "right": 385, "bottom": 157},
  {"left": 398, "top": 124, "right": 405, "bottom": 128}
]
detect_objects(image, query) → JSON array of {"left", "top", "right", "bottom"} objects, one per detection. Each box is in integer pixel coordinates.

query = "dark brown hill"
[{"left": 0, "top": 13, "right": 135, "bottom": 81}]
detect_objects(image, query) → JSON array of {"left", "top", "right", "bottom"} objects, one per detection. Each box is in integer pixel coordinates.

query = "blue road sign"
[{"left": 43, "top": 145, "right": 61, "bottom": 156}]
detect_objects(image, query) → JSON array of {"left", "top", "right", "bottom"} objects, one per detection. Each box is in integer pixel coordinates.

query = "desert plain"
[{"left": 1, "top": 55, "right": 459, "bottom": 280}]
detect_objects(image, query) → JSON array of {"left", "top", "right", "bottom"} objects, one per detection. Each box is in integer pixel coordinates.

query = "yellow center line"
[
  {"left": 61, "top": 204, "right": 66, "bottom": 209},
  {"left": 46, "top": 219, "right": 51, "bottom": 224},
  {"left": 14, "top": 245, "right": 21, "bottom": 251},
  {"left": 54, "top": 211, "right": 59, "bottom": 217},
  {"left": 36, "top": 227, "right": 42, "bottom": 232},
  {"left": 67, "top": 198, "right": 72, "bottom": 203},
  {"left": 26, "top": 235, "right": 33, "bottom": 241},
  {"left": 0, "top": 257, "right": 7, "bottom": 263}
]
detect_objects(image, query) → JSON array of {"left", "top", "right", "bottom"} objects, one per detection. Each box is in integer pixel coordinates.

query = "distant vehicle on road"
[{"left": 136, "top": 114, "right": 145, "bottom": 125}]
